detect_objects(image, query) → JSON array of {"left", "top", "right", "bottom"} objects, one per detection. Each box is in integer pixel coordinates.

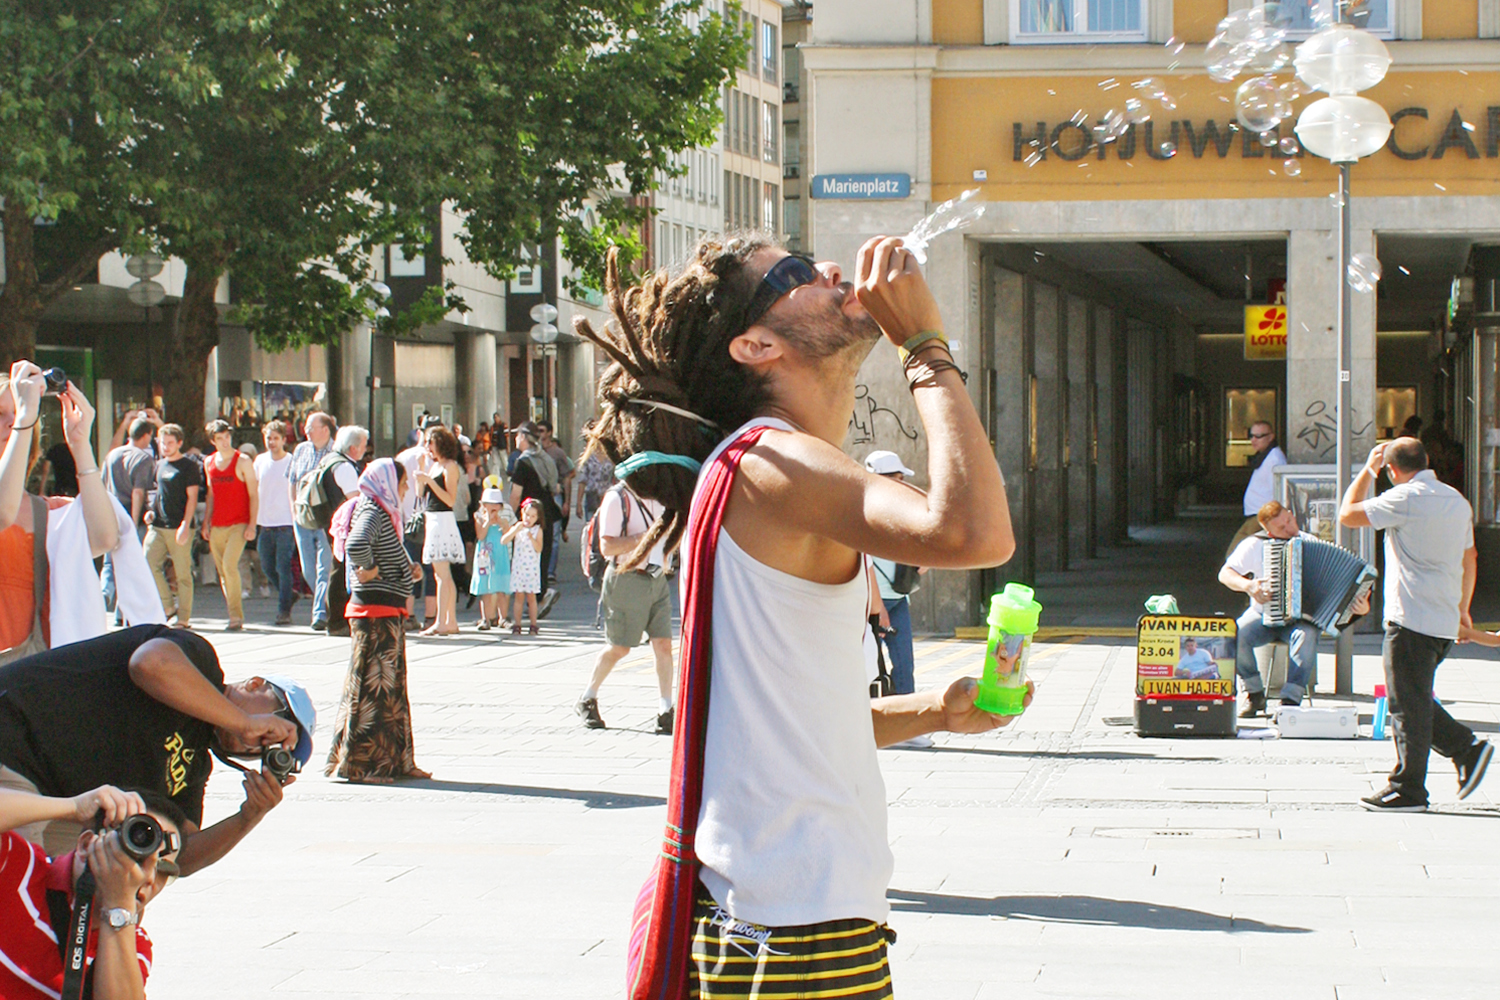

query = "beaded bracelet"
[{"left": 896, "top": 330, "right": 948, "bottom": 364}]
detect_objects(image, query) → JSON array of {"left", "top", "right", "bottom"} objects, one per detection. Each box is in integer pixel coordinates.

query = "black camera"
[
  {"left": 263, "top": 746, "right": 298, "bottom": 784},
  {"left": 117, "top": 814, "right": 179, "bottom": 862},
  {"left": 41, "top": 367, "right": 68, "bottom": 396}
]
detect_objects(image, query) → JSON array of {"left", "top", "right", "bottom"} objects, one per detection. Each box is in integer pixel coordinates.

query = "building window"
[
  {"left": 784, "top": 198, "right": 802, "bottom": 251},
  {"left": 763, "top": 103, "right": 778, "bottom": 164},
  {"left": 1224, "top": 388, "right": 1278, "bottom": 468},
  {"left": 683, "top": 154, "right": 693, "bottom": 201},
  {"left": 783, "top": 127, "right": 800, "bottom": 178},
  {"left": 1258, "top": 0, "right": 1393, "bottom": 38},
  {"left": 762, "top": 22, "right": 778, "bottom": 82},
  {"left": 763, "top": 182, "right": 778, "bottom": 234},
  {"left": 747, "top": 15, "right": 759, "bottom": 73},
  {"left": 711, "top": 155, "right": 720, "bottom": 205},
  {"left": 1375, "top": 386, "right": 1417, "bottom": 440},
  {"left": 698, "top": 152, "right": 708, "bottom": 202},
  {"left": 747, "top": 175, "right": 758, "bottom": 229},
  {"left": 749, "top": 98, "right": 760, "bottom": 157},
  {"left": 1013, "top": 0, "right": 1147, "bottom": 43}
]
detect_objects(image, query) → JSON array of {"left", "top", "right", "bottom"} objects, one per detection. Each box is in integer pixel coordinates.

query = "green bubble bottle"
[{"left": 974, "top": 583, "right": 1043, "bottom": 716}]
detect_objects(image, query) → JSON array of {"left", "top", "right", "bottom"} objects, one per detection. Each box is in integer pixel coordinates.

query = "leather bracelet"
[
  {"left": 77, "top": 467, "right": 100, "bottom": 477},
  {"left": 897, "top": 330, "right": 948, "bottom": 364},
  {"left": 11, "top": 419, "right": 37, "bottom": 431},
  {"left": 907, "top": 357, "right": 968, "bottom": 390}
]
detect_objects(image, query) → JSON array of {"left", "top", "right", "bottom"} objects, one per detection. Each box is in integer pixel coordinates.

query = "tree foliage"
[{"left": 2, "top": 0, "right": 743, "bottom": 429}]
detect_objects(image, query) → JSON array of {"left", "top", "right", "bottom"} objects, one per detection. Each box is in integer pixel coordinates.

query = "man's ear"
[{"left": 728, "top": 327, "right": 786, "bottom": 368}]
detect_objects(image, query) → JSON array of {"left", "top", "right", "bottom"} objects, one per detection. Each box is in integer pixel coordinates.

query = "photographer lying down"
[
  {"left": 0, "top": 625, "right": 315, "bottom": 875},
  {"left": 0, "top": 784, "right": 182, "bottom": 1000}
]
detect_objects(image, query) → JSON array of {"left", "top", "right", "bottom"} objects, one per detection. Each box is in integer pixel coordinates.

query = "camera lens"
[
  {"left": 262, "top": 746, "right": 296, "bottom": 783},
  {"left": 41, "top": 367, "right": 68, "bottom": 396},
  {"left": 118, "top": 814, "right": 164, "bottom": 861}
]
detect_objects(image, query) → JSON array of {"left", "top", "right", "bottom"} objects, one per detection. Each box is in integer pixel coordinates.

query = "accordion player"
[{"left": 1261, "top": 536, "right": 1377, "bottom": 637}]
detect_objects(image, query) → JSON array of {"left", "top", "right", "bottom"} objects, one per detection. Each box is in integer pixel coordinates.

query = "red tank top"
[{"left": 208, "top": 452, "right": 252, "bottom": 526}]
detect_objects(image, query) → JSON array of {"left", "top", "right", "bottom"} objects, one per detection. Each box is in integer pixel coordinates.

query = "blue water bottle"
[{"left": 1372, "top": 684, "right": 1388, "bottom": 740}]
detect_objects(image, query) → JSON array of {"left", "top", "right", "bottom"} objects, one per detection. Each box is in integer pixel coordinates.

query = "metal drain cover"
[{"left": 1086, "top": 827, "right": 1259, "bottom": 840}]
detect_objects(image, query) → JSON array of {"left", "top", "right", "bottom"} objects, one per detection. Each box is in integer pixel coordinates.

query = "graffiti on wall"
[
  {"left": 1295, "top": 400, "right": 1374, "bottom": 460},
  {"left": 849, "top": 383, "right": 919, "bottom": 447}
]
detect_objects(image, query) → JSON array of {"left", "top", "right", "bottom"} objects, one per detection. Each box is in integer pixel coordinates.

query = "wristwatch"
[{"left": 103, "top": 907, "right": 138, "bottom": 931}]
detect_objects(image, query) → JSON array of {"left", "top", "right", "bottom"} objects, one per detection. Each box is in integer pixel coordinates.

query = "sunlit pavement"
[{"left": 143, "top": 576, "right": 1500, "bottom": 1000}]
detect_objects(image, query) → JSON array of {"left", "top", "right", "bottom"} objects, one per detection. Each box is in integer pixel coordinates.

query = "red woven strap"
[{"left": 627, "top": 424, "right": 771, "bottom": 1000}]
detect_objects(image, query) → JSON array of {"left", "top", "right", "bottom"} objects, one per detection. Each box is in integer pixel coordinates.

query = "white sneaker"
[{"left": 887, "top": 734, "right": 934, "bottom": 750}]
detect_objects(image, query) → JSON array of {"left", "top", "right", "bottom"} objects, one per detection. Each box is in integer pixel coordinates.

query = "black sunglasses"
[{"left": 742, "top": 254, "right": 820, "bottom": 331}]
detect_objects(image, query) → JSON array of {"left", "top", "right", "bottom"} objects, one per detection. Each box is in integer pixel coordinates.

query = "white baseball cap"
[{"left": 864, "top": 450, "right": 915, "bottom": 477}]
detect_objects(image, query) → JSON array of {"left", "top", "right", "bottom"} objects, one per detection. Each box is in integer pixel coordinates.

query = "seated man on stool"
[{"left": 1219, "top": 500, "right": 1367, "bottom": 717}]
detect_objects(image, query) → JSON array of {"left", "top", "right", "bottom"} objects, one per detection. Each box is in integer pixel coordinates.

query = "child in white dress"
[{"left": 503, "top": 498, "right": 545, "bottom": 634}]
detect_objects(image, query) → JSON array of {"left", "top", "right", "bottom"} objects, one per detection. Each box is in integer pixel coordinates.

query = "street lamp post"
[
  {"left": 1292, "top": 20, "right": 1392, "bottom": 693},
  {"left": 125, "top": 254, "right": 167, "bottom": 413},
  {"left": 529, "top": 302, "right": 559, "bottom": 424}
]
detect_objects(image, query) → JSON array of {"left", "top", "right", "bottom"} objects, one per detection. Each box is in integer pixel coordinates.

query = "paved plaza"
[{"left": 142, "top": 578, "right": 1500, "bottom": 1000}]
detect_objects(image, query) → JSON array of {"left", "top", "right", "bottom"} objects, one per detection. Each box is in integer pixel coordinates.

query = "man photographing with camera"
[
  {"left": 0, "top": 783, "right": 183, "bottom": 1000},
  {"left": 0, "top": 625, "right": 315, "bottom": 874}
]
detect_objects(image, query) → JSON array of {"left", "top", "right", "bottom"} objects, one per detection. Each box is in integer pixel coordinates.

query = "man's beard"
[{"left": 764, "top": 287, "right": 882, "bottom": 362}]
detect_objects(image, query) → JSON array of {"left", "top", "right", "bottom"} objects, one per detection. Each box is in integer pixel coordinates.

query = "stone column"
[
  {"left": 471, "top": 331, "right": 498, "bottom": 432},
  {"left": 1285, "top": 227, "right": 1377, "bottom": 466}
]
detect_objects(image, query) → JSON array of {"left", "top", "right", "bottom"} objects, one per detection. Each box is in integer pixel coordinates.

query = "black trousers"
[
  {"left": 1384, "top": 624, "right": 1475, "bottom": 802},
  {"left": 539, "top": 508, "right": 555, "bottom": 589}
]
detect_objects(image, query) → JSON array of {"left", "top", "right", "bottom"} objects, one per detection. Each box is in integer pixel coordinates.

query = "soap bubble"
[
  {"left": 1024, "top": 150, "right": 1044, "bottom": 167},
  {"left": 1278, "top": 78, "right": 1306, "bottom": 104},
  {"left": 1158, "top": 91, "right": 1178, "bottom": 112},
  {"left": 1282, "top": 157, "right": 1302, "bottom": 177},
  {"left": 1124, "top": 97, "right": 1151, "bottom": 124},
  {"left": 1235, "top": 75, "right": 1289, "bottom": 134},
  {"left": 1164, "top": 35, "right": 1185, "bottom": 55},
  {"left": 1348, "top": 253, "right": 1381, "bottom": 293},
  {"left": 1279, "top": 136, "right": 1299, "bottom": 156},
  {"left": 1098, "top": 77, "right": 1120, "bottom": 91},
  {"left": 1158, "top": 140, "right": 1177, "bottom": 158},
  {"left": 1095, "top": 108, "right": 1130, "bottom": 143},
  {"left": 1260, "top": 129, "right": 1280, "bottom": 147},
  {"left": 903, "top": 189, "right": 986, "bottom": 264},
  {"left": 1132, "top": 77, "right": 1166, "bottom": 99},
  {"left": 1205, "top": 7, "right": 1289, "bottom": 85}
]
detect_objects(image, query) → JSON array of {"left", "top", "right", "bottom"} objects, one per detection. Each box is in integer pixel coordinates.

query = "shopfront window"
[
  {"left": 1225, "top": 387, "right": 1278, "bottom": 467},
  {"left": 1375, "top": 386, "right": 1417, "bottom": 441},
  {"left": 1015, "top": 0, "right": 1145, "bottom": 42}
]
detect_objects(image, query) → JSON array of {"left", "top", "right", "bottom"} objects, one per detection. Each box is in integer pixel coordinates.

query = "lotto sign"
[
  {"left": 1136, "top": 615, "right": 1236, "bottom": 699},
  {"left": 1244, "top": 305, "right": 1287, "bottom": 360}
]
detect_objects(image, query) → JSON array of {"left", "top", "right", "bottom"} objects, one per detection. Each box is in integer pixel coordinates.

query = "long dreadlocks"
[{"left": 573, "top": 235, "right": 777, "bottom": 569}]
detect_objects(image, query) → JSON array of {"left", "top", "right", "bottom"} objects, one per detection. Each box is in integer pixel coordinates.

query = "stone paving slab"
[{"left": 133, "top": 581, "right": 1500, "bottom": 998}]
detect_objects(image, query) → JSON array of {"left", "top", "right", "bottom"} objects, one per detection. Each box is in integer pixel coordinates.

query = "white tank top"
[{"left": 690, "top": 418, "right": 893, "bottom": 927}]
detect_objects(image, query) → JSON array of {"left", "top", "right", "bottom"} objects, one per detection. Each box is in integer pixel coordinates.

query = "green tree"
[{"left": 0, "top": 1, "right": 221, "bottom": 362}]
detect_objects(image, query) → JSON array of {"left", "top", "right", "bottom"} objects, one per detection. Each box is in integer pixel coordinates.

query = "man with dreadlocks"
[{"left": 577, "top": 234, "right": 1026, "bottom": 1000}]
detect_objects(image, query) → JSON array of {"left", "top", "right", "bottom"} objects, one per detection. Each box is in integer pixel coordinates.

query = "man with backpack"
[
  {"left": 574, "top": 481, "right": 675, "bottom": 734},
  {"left": 293, "top": 426, "right": 366, "bottom": 635}
]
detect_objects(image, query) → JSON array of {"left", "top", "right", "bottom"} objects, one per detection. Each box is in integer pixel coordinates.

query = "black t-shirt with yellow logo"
[{"left": 0, "top": 625, "right": 223, "bottom": 825}]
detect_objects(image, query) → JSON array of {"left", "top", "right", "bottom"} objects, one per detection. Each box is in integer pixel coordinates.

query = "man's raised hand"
[
  {"left": 71, "top": 785, "right": 146, "bottom": 826},
  {"left": 854, "top": 236, "right": 944, "bottom": 347}
]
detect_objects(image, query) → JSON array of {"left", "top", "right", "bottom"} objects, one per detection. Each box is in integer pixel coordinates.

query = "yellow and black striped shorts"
[{"left": 688, "top": 892, "right": 896, "bottom": 999}]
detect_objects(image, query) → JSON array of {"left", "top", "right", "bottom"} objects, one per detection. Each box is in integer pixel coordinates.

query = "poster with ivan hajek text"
[{"left": 1135, "top": 615, "right": 1235, "bottom": 699}]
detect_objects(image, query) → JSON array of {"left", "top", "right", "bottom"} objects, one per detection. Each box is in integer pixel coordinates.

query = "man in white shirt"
[
  {"left": 254, "top": 421, "right": 298, "bottom": 626},
  {"left": 1228, "top": 421, "right": 1289, "bottom": 557},
  {"left": 1340, "top": 437, "right": 1491, "bottom": 811},
  {"left": 576, "top": 235, "right": 1028, "bottom": 994},
  {"left": 574, "top": 484, "right": 674, "bottom": 734},
  {"left": 1219, "top": 500, "right": 1333, "bottom": 717}
]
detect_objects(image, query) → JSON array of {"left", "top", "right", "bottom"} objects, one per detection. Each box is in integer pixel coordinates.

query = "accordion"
[{"left": 1261, "top": 536, "right": 1377, "bottom": 636}]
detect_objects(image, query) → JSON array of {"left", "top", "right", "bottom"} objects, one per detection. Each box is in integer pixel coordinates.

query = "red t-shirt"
[
  {"left": 0, "top": 833, "right": 153, "bottom": 998},
  {"left": 206, "top": 452, "right": 252, "bottom": 527}
]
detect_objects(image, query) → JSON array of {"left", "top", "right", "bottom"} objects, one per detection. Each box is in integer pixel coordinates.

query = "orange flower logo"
[{"left": 1257, "top": 307, "right": 1285, "bottom": 333}]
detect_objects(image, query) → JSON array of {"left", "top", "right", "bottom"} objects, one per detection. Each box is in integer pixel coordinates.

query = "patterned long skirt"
[{"left": 325, "top": 615, "right": 418, "bottom": 780}]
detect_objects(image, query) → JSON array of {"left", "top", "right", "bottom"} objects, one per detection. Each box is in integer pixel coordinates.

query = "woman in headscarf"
[{"left": 324, "top": 458, "right": 432, "bottom": 783}]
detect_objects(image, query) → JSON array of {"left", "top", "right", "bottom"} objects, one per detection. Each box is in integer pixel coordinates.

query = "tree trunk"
[
  {"left": 0, "top": 200, "right": 44, "bottom": 366},
  {"left": 163, "top": 256, "right": 227, "bottom": 448}
]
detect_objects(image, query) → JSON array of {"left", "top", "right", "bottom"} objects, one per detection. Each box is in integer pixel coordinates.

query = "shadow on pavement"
[
  {"left": 923, "top": 746, "right": 1173, "bottom": 762},
  {"left": 887, "top": 890, "right": 1310, "bottom": 933},
  {"left": 398, "top": 778, "right": 664, "bottom": 810}
]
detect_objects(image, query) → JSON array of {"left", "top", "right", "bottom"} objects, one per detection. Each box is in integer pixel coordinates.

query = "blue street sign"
[{"left": 809, "top": 173, "right": 911, "bottom": 200}]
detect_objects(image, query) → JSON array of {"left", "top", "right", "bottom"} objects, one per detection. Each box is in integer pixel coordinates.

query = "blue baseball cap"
[{"left": 259, "top": 674, "right": 317, "bottom": 766}]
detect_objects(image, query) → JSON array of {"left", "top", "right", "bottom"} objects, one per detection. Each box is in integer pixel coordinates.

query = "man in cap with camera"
[
  {"left": 0, "top": 625, "right": 315, "bottom": 875},
  {"left": 0, "top": 783, "right": 183, "bottom": 1000}
]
